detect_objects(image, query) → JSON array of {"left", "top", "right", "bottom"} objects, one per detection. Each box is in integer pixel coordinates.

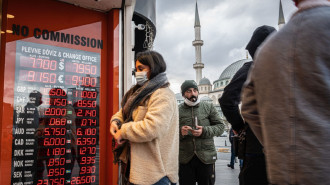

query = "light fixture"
[
  {"left": 7, "top": 14, "right": 14, "bottom": 18},
  {"left": 6, "top": 30, "right": 13, "bottom": 33}
]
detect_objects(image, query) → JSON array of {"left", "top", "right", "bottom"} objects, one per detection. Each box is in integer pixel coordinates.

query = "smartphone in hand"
[{"left": 192, "top": 116, "right": 199, "bottom": 130}]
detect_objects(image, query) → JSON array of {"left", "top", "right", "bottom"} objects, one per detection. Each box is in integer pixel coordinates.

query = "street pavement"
[{"left": 214, "top": 136, "right": 240, "bottom": 185}]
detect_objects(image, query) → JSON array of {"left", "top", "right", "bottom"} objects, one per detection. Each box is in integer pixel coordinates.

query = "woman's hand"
[
  {"left": 110, "top": 121, "right": 126, "bottom": 145},
  {"left": 110, "top": 121, "right": 119, "bottom": 136},
  {"left": 114, "top": 129, "right": 125, "bottom": 145}
]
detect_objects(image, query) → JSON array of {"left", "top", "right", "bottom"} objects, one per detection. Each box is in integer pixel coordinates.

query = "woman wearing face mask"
[{"left": 110, "top": 50, "right": 179, "bottom": 185}]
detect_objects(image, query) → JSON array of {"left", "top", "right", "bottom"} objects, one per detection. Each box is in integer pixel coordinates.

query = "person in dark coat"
[
  {"left": 219, "top": 25, "right": 276, "bottom": 185},
  {"left": 227, "top": 128, "right": 235, "bottom": 169}
]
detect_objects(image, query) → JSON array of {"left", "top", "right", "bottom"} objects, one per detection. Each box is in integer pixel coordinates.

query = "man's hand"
[
  {"left": 181, "top": 125, "right": 192, "bottom": 136},
  {"left": 110, "top": 121, "right": 119, "bottom": 136},
  {"left": 191, "top": 125, "right": 203, "bottom": 137}
]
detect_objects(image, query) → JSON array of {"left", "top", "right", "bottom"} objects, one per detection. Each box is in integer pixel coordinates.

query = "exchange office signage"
[
  {"left": 11, "top": 41, "right": 100, "bottom": 185},
  {"left": 12, "top": 24, "right": 103, "bottom": 49}
]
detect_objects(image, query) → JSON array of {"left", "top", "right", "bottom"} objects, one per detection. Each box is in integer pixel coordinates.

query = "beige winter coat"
[{"left": 111, "top": 87, "right": 179, "bottom": 185}]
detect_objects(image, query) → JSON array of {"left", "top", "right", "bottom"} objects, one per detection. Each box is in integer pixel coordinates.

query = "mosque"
[{"left": 176, "top": 0, "right": 286, "bottom": 126}]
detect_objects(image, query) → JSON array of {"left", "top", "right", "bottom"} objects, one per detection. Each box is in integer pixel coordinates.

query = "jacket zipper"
[{"left": 192, "top": 106, "right": 197, "bottom": 154}]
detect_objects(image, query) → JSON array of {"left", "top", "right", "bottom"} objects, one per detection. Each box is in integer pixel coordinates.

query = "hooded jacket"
[
  {"left": 219, "top": 25, "right": 275, "bottom": 154},
  {"left": 241, "top": 1, "right": 330, "bottom": 184}
]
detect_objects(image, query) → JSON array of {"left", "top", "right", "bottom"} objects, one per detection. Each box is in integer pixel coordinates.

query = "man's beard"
[{"left": 188, "top": 95, "right": 198, "bottom": 102}]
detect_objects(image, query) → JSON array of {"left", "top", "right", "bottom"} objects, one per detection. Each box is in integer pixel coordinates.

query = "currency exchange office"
[{"left": 0, "top": 0, "right": 156, "bottom": 184}]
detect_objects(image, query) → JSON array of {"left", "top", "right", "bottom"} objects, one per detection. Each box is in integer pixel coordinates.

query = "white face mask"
[
  {"left": 135, "top": 71, "right": 148, "bottom": 86},
  {"left": 184, "top": 97, "right": 200, "bottom": 107}
]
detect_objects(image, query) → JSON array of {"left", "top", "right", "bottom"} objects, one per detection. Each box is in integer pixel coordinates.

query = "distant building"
[
  {"left": 177, "top": 0, "right": 286, "bottom": 129},
  {"left": 176, "top": 58, "right": 249, "bottom": 128}
]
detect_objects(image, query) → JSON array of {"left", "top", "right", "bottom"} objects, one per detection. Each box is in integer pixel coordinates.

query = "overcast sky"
[{"left": 153, "top": 0, "right": 297, "bottom": 94}]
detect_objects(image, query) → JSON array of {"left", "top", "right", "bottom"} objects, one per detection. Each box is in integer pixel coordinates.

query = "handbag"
[
  {"left": 233, "top": 135, "right": 239, "bottom": 157},
  {"left": 237, "top": 125, "right": 248, "bottom": 159}
]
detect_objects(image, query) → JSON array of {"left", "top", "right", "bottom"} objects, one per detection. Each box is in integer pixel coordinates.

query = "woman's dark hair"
[{"left": 135, "top": 50, "right": 166, "bottom": 79}]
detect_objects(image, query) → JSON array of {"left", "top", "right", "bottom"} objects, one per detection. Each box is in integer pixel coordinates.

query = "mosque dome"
[
  {"left": 218, "top": 59, "right": 251, "bottom": 80},
  {"left": 199, "top": 77, "right": 211, "bottom": 85},
  {"left": 213, "top": 58, "right": 251, "bottom": 91}
]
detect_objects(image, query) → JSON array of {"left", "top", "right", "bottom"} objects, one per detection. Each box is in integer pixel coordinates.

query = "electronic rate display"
[{"left": 11, "top": 41, "right": 100, "bottom": 185}]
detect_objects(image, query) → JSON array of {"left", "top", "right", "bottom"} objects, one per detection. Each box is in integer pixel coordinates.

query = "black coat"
[{"left": 219, "top": 61, "right": 263, "bottom": 154}]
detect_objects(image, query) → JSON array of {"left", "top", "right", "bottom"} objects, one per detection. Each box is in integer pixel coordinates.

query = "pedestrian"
[
  {"left": 227, "top": 128, "right": 235, "bottom": 169},
  {"left": 241, "top": 0, "right": 330, "bottom": 184},
  {"left": 110, "top": 50, "right": 179, "bottom": 185},
  {"left": 219, "top": 25, "right": 276, "bottom": 185},
  {"left": 179, "top": 80, "right": 225, "bottom": 185},
  {"left": 227, "top": 128, "right": 243, "bottom": 170}
]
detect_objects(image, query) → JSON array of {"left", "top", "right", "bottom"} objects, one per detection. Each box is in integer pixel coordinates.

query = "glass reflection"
[{"left": 10, "top": 40, "right": 100, "bottom": 185}]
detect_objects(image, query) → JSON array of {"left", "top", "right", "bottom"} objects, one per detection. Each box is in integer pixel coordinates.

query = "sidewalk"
[{"left": 214, "top": 136, "right": 240, "bottom": 185}]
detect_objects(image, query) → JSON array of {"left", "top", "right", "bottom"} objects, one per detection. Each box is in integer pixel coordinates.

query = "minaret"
[
  {"left": 193, "top": 1, "right": 204, "bottom": 84},
  {"left": 278, "top": 0, "right": 285, "bottom": 29}
]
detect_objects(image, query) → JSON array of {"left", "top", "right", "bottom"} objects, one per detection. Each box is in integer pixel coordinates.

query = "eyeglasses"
[{"left": 132, "top": 68, "right": 136, "bottom": 76}]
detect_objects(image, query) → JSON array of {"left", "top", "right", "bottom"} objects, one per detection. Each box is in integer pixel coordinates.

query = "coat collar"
[{"left": 292, "top": 0, "right": 330, "bottom": 17}]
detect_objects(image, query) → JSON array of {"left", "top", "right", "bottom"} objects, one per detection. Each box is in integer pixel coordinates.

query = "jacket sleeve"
[
  {"left": 201, "top": 103, "right": 225, "bottom": 138},
  {"left": 241, "top": 65, "right": 263, "bottom": 144},
  {"left": 110, "top": 108, "right": 124, "bottom": 125},
  {"left": 120, "top": 89, "right": 176, "bottom": 142},
  {"left": 219, "top": 62, "right": 252, "bottom": 132}
]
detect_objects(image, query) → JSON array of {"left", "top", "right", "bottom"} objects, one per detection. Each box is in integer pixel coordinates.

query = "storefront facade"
[{"left": 0, "top": 0, "right": 155, "bottom": 184}]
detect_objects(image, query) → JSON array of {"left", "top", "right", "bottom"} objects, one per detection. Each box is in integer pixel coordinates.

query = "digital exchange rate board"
[{"left": 11, "top": 41, "right": 100, "bottom": 185}]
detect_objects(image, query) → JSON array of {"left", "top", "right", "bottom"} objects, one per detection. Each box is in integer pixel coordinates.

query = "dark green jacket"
[{"left": 179, "top": 101, "right": 224, "bottom": 164}]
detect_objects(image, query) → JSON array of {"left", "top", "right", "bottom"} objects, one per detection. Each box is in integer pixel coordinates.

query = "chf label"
[{"left": 16, "top": 96, "right": 27, "bottom": 103}]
